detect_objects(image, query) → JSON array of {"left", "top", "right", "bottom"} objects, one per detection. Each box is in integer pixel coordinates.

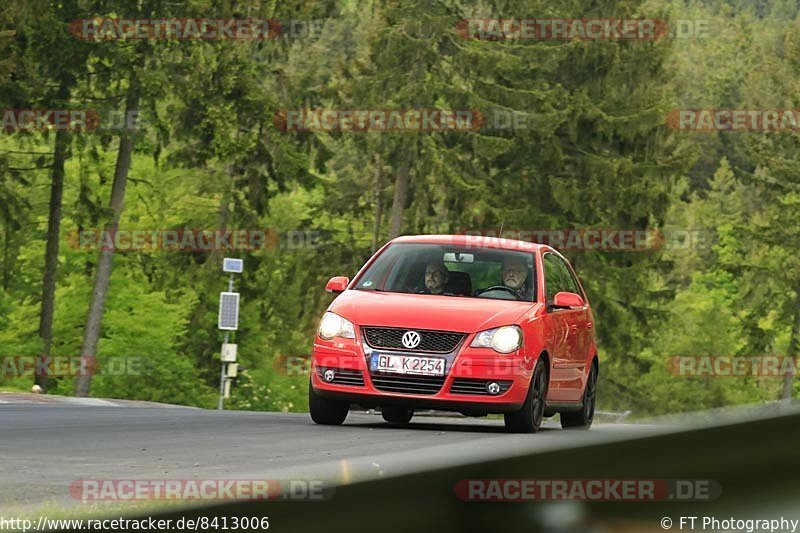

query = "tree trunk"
[
  {"left": 37, "top": 125, "right": 69, "bottom": 392},
  {"left": 74, "top": 89, "right": 139, "bottom": 397},
  {"left": 388, "top": 155, "right": 412, "bottom": 239},
  {"left": 781, "top": 300, "right": 800, "bottom": 402},
  {"left": 371, "top": 155, "right": 383, "bottom": 253},
  {"left": 2, "top": 222, "right": 10, "bottom": 291},
  {"left": 210, "top": 165, "right": 235, "bottom": 264}
]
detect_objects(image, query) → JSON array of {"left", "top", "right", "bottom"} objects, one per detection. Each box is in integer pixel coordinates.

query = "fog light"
[
  {"left": 323, "top": 369, "right": 336, "bottom": 382},
  {"left": 486, "top": 381, "right": 501, "bottom": 395}
]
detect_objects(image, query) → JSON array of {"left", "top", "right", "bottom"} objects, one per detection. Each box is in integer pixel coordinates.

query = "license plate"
[{"left": 370, "top": 353, "right": 445, "bottom": 377}]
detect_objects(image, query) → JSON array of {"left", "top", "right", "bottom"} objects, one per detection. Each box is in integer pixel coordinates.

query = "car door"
[
  {"left": 542, "top": 253, "right": 584, "bottom": 400},
  {"left": 562, "top": 259, "right": 593, "bottom": 363}
]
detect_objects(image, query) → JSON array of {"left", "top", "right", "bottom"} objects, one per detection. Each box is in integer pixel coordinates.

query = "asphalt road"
[{"left": 0, "top": 396, "right": 673, "bottom": 517}]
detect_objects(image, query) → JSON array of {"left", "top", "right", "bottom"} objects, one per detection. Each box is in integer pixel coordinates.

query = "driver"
[
  {"left": 419, "top": 261, "right": 450, "bottom": 295},
  {"left": 501, "top": 256, "right": 530, "bottom": 298}
]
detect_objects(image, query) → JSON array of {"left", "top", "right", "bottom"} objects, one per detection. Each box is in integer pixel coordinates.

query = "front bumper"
[{"left": 310, "top": 338, "right": 533, "bottom": 414}]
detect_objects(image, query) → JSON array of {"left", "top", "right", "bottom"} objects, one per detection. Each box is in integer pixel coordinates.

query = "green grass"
[
  {"left": 1, "top": 498, "right": 210, "bottom": 525},
  {"left": 0, "top": 384, "right": 30, "bottom": 393}
]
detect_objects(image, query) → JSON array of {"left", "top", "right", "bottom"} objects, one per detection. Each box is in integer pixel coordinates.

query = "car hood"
[{"left": 328, "top": 290, "right": 536, "bottom": 333}]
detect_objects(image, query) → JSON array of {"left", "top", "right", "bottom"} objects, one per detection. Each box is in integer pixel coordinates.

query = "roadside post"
[{"left": 218, "top": 257, "right": 243, "bottom": 410}]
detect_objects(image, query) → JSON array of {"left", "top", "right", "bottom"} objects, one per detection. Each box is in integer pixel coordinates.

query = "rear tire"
[
  {"left": 309, "top": 380, "right": 349, "bottom": 425},
  {"left": 504, "top": 359, "right": 548, "bottom": 433},
  {"left": 560, "top": 363, "right": 597, "bottom": 430},
  {"left": 381, "top": 406, "right": 414, "bottom": 425}
]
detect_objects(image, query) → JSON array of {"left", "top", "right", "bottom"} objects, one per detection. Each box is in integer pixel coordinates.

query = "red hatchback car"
[{"left": 308, "top": 235, "right": 598, "bottom": 433}]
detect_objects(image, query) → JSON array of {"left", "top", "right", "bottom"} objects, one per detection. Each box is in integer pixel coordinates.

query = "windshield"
[{"left": 354, "top": 243, "right": 536, "bottom": 301}]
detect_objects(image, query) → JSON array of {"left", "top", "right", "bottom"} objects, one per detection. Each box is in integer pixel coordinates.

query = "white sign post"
[
  {"left": 217, "top": 258, "right": 242, "bottom": 410},
  {"left": 221, "top": 343, "right": 238, "bottom": 362}
]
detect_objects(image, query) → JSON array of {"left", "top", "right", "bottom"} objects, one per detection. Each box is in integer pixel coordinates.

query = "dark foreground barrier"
[{"left": 53, "top": 405, "right": 800, "bottom": 532}]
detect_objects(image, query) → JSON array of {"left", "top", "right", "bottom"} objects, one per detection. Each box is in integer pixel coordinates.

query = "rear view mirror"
[
  {"left": 443, "top": 252, "right": 474, "bottom": 263},
  {"left": 325, "top": 276, "right": 350, "bottom": 294},
  {"left": 552, "top": 291, "right": 585, "bottom": 309}
]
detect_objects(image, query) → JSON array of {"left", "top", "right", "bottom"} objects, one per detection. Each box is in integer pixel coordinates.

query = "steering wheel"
[{"left": 475, "top": 286, "right": 521, "bottom": 300}]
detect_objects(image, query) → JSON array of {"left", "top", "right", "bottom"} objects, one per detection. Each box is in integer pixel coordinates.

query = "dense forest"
[{"left": 0, "top": 0, "right": 798, "bottom": 416}]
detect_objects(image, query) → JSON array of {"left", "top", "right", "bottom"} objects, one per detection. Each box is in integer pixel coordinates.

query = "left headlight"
[
  {"left": 318, "top": 312, "right": 356, "bottom": 340},
  {"left": 470, "top": 325, "right": 522, "bottom": 354}
]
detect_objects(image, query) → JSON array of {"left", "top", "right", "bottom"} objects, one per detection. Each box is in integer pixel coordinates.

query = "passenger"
[{"left": 419, "top": 261, "right": 450, "bottom": 295}]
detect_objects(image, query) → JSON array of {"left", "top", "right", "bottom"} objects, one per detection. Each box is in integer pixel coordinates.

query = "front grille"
[
  {"left": 363, "top": 327, "right": 465, "bottom": 354},
  {"left": 450, "top": 378, "right": 513, "bottom": 395},
  {"left": 316, "top": 367, "right": 364, "bottom": 386},
  {"left": 370, "top": 373, "right": 446, "bottom": 395}
]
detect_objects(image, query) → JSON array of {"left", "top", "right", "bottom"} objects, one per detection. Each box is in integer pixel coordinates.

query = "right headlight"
[
  {"left": 318, "top": 312, "right": 356, "bottom": 340},
  {"left": 470, "top": 325, "right": 522, "bottom": 354}
]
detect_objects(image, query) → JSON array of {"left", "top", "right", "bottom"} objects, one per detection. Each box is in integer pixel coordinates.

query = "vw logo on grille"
[{"left": 401, "top": 330, "right": 421, "bottom": 349}]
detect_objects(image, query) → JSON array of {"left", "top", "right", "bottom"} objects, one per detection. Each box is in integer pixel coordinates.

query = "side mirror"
[
  {"left": 325, "top": 276, "right": 350, "bottom": 294},
  {"left": 551, "top": 291, "right": 585, "bottom": 309}
]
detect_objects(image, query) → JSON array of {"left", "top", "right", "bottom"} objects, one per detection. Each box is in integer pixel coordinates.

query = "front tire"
[
  {"left": 504, "top": 359, "right": 548, "bottom": 433},
  {"left": 560, "top": 363, "right": 596, "bottom": 430},
  {"left": 309, "top": 380, "right": 349, "bottom": 425},
  {"left": 381, "top": 406, "right": 414, "bottom": 425}
]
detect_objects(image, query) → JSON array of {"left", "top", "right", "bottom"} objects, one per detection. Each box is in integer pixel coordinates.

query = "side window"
[
  {"left": 562, "top": 262, "right": 581, "bottom": 295},
  {"left": 544, "top": 253, "right": 580, "bottom": 300},
  {"left": 543, "top": 254, "right": 566, "bottom": 301}
]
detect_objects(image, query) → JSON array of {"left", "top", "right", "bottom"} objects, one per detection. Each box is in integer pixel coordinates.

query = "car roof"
[{"left": 390, "top": 234, "right": 545, "bottom": 253}]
